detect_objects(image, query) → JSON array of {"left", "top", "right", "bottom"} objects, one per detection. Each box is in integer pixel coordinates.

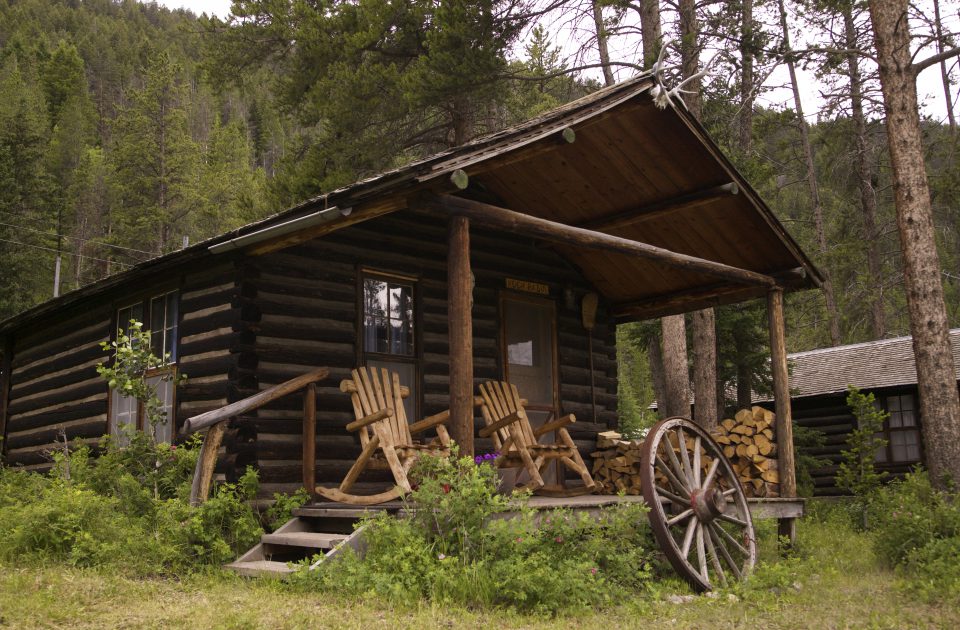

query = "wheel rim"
[{"left": 640, "top": 416, "right": 756, "bottom": 592}]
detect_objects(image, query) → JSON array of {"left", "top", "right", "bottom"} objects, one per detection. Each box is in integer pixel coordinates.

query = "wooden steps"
[{"left": 226, "top": 506, "right": 371, "bottom": 577}]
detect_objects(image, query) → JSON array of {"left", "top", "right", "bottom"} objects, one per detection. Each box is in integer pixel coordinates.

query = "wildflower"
[
  {"left": 438, "top": 553, "right": 446, "bottom": 560},
  {"left": 443, "top": 483, "right": 451, "bottom": 494},
  {"left": 516, "top": 537, "right": 522, "bottom": 543},
  {"left": 170, "top": 445, "right": 177, "bottom": 451},
  {"left": 590, "top": 567, "right": 598, "bottom": 575},
  {"left": 474, "top": 456, "right": 483, "bottom": 464},
  {"left": 555, "top": 536, "right": 563, "bottom": 543}
]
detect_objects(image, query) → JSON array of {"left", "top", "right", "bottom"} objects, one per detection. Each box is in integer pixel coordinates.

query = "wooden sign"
[{"left": 505, "top": 278, "right": 549, "bottom": 295}]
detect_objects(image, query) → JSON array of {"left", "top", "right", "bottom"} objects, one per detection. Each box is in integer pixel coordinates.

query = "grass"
[{"left": 0, "top": 513, "right": 957, "bottom": 629}]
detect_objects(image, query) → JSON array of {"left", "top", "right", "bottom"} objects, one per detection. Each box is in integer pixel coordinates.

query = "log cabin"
[
  {"left": 0, "top": 76, "right": 822, "bottom": 500},
  {"left": 758, "top": 330, "right": 960, "bottom": 496}
]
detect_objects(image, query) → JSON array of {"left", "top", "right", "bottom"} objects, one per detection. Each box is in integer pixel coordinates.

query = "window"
[
  {"left": 875, "top": 394, "right": 923, "bottom": 464},
  {"left": 110, "top": 291, "right": 179, "bottom": 444},
  {"left": 361, "top": 274, "right": 417, "bottom": 420}
]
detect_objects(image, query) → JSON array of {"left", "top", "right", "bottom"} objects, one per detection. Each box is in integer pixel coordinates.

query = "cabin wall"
[
  {"left": 242, "top": 211, "right": 619, "bottom": 496},
  {"left": 3, "top": 308, "right": 112, "bottom": 470},
  {"left": 785, "top": 385, "right": 925, "bottom": 496}
]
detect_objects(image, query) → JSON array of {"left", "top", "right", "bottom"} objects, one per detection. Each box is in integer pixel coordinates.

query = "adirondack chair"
[
  {"left": 477, "top": 381, "right": 597, "bottom": 496},
  {"left": 315, "top": 366, "right": 452, "bottom": 505}
]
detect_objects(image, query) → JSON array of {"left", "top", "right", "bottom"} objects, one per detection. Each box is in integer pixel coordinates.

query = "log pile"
[
  {"left": 712, "top": 407, "right": 780, "bottom": 498},
  {"left": 590, "top": 407, "right": 781, "bottom": 498},
  {"left": 590, "top": 430, "right": 644, "bottom": 495}
]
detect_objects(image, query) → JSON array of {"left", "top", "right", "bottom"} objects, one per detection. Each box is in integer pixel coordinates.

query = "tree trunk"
[
  {"left": 678, "top": 0, "right": 702, "bottom": 119},
  {"left": 843, "top": 5, "right": 886, "bottom": 338},
  {"left": 661, "top": 314, "right": 690, "bottom": 418},
  {"left": 592, "top": 0, "right": 615, "bottom": 87},
  {"left": 868, "top": 0, "right": 960, "bottom": 489},
  {"left": 691, "top": 308, "right": 717, "bottom": 430},
  {"left": 647, "top": 331, "right": 668, "bottom": 420},
  {"left": 778, "top": 0, "right": 842, "bottom": 346},
  {"left": 933, "top": 0, "right": 957, "bottom": 132},
  {"left": 637, "top": 0, "right": 662, "bottom": 71},
  {"left": 739, "top": 0, "right": 755, "bottom": 153}
]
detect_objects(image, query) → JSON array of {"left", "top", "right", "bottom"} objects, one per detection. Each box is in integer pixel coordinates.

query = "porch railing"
[{"left": 180, "top": 367, "right": 330, "bottom": 506}]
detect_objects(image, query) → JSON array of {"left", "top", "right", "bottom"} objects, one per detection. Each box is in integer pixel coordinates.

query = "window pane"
[
  {"left": 146, "top": 374, "right": 175, "bottom": 444},
  {"left": 901, "top": 395, "right": 915, "bottom": 411},
  {"left": 889, "top": 412, "right": 902, "bottom": 429},
  {"left": 363, "top": 278, "right": 414, "bottom": 356},
  {"left": 364, "top": 279, "right": 388, "bottom": 318},
  {"left": 887, "top": 396, "right": 901, "bottom": 412},
  {"left": 873, "top": 432, "right": 888, "bottom": 463},
  {"left": 891, "top": 432, "right": 909, "bottom": 461},
  {"left": 111, "top": 389, "right": 138, "bottom": 447},
  {"left": 165, "top": 294, "right": 178, "bottom": 361},
  {"left": 899, "top": 409, "right": 915, "bottom": 427}
]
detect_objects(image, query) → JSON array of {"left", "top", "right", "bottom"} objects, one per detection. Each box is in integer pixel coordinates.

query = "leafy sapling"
[{"left": 838, "top": 386, "right": 889, "bottom": 527}]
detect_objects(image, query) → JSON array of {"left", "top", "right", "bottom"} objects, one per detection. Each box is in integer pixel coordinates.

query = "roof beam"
[
  {"left": 578, "top": 182, "right": 739, "bottom": 232},
  {"left": 423, "top": 193, "right": 776, "bottom": 288}
]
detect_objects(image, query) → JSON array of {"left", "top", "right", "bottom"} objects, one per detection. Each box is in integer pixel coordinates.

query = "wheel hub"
[{"left": 690, "top": 485, "right": 726, "bottom": 523}]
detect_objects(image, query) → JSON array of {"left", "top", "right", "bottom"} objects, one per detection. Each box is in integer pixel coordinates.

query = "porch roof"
[{"left": 0, "top": 74, "right": 821, "bottom": 334}]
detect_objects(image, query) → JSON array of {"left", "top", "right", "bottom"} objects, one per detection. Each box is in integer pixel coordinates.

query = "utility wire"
[
  {"left": 0, "top": 219, "right": 154, "bottom": 256},
  {"left": 0, "top": 237, "right": 132, "bottom": 268}
]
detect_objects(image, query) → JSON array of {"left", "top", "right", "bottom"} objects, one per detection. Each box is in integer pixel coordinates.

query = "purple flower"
[{"left": 474, "top": 456, "right": 483, "bottom": 464}]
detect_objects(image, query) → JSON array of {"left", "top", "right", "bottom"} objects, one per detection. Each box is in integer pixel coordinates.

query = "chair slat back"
[
  {"left": 342, "top": 366, "right": 412, "bottom": 447},
  {"left": 479, "top": 381, "right": 537, "bottom": 448}
]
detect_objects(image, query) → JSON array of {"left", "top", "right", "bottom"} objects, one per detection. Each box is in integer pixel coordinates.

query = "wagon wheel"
[{"left": 640, "top": 416, "right": 756, "bottom": 592}]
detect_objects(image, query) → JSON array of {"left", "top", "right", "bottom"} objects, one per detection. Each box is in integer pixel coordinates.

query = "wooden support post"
[
  {"left": 448, "top": 215, "right": 474, "bottom": 456},
  {"left": 767, "top": 288, "right": 798, "bottom": 546},
  {"left": 190, "top": 420, "right": 227, "bottom": 506},
  {"left": 0, "top": 337, "right": 11, "bottom": 460},
  {"left": 303, "top": 383, "right": 317, "bottom": 497}
]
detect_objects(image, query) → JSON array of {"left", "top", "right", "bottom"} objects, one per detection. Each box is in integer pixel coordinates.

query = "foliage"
[
  {"left": 294, "top": 451, "right": 655, "bottom": 613},
  {"left": 0, "top": 441, "right": 262, "bottom": 574},
  {"left": 265, "top": 487, "right": 311, "bottom": 532},
  {"left": 837, "top": 386, "right": 888, "bottom": 502},
  {"left": 793, "top": 424, "right": 829, "bottom": 498}
]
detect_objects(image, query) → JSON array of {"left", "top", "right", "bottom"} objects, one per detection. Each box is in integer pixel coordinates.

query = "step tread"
[
  {"left": 261, "top": 531, "right": 348, "bottom": 548},
  {"left": 293, "top": 506, "right": 391, "bottom": 519},
  {"left": 225, "top": 560, "right": 296, "bottom": 577}
]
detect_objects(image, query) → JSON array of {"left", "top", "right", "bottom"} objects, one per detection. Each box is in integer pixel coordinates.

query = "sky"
[{"left": 156, "top": 0, "right": 956, "bottom": 123}]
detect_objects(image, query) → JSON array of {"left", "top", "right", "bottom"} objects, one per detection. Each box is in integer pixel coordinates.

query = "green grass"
[{"left": 0, "top": 515, "right": 956, "bottom": 629}]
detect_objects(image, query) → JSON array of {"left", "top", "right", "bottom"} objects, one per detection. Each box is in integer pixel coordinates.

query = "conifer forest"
[{"left": 2, "top": 0, "right": 960, "bottom": 428}]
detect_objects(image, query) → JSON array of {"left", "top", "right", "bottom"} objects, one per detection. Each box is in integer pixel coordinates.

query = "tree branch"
[{"left": 912, "top": 46, "right": 960, "bottom": 75}]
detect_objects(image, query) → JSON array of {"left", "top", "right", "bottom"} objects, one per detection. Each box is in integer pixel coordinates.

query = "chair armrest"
[
  {"left": 409, "top": 410, "right": 451, "bottom": 435},
  {"left": 534, "top": 413, "right": 576, "bottom": 437},
  {"left": 479, "top": 410, "right": 523, "bottom": 438},
  {"left": 346, "top": 408, "right": 393, "bottom": 432}
]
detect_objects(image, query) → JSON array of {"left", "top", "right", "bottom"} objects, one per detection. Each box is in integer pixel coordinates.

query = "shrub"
[
  {"left": 265, "top": 487, "right": 311, "bottom": 532},
  {"left": 295, "top": 451, "right": 655, "bottom": 613}
]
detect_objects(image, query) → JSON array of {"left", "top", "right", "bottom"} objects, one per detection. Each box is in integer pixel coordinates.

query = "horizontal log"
[
  {"left": 6, "top": 400, "right": 108, "bottom": 433},
  {"left": 12, "top": 320, "right": 109, "bottom": 367},
  {"left": 181, "top": 367, "right": 331, "bottom": 435},
  {"left": 12, "top": 338, "right": 108, "bottom": 384},
  {"left": 6, "top": 437, "right": 102, "bottom": 466},
  {"left": 5, "top": 415, "right": 108, "bottom": 450},
  {"left": 9, "top": 391, "right": 107, "bottom": 423},
  {"left": 11, "top": 357, "right": 103, "bottom": 399},
  {"left": 425, "top": 194, "right": 776, "bottom": 287},
  {"left": 8, "top": 376, "right": 105, "bottom": 415}
]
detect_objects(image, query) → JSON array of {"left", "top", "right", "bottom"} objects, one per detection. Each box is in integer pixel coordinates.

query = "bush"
[
  {"left": 0, "top": 436, "right": 262, "bottom": 575},
  {"left": 294, "top": 451, "right": 655, "bottom": 613}
]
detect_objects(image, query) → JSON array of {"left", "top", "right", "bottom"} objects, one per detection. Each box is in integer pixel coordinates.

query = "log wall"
[{"left": 244, "top": 210, "right": 619, "bottom": 495}]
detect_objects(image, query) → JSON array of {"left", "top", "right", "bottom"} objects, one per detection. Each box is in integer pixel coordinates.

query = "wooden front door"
[{"left": 501, "top": 293, "right": 559, "bottom": 428}]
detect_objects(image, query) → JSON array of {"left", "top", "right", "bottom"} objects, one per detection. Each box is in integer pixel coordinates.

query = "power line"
[
  {"left": 0, "top": 219, "right": 154, "bottom": 256},
  {"left": 0, "top": 237, "right": 132, "bottom": 268}
]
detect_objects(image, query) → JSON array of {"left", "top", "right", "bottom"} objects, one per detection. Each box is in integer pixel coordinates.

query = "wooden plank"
[
  {"left": 578, "top": 183, "right": 739, "bottom": 232},
  {"left": 303, "top": 383, "right": 316, "bottom": 496},
  {"left": 448, "top": 215, "right": 474, "bottom": 456},
  {"left": 767, "top": 288, "right": 797, "bottom": 498},
  {"left": 426, "top": 194, "right": 775, "bottom": 288}
]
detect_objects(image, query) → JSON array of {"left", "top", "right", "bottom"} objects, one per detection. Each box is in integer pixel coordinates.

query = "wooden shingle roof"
[{"left": 784, "top": 330, "right": 960, "bottom": 398}]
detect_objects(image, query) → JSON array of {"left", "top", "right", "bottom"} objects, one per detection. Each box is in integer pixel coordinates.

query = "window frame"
[
  {"left": 108, "top": 290, "right": 181, "bottom": 442},
  {"left": 874, "top": 391, "right": 924, "bottom": 465},
  {"left": 357, "top": 269, "right": 421, "bottom": 419}
]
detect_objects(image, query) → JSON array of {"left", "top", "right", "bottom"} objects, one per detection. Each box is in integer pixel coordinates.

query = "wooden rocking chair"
[
  {"left": 477, "top": 381, "right": 596, "bottom": 497},
  {"left": 315, "top": 366, "right": 452, "bottom": 505}
]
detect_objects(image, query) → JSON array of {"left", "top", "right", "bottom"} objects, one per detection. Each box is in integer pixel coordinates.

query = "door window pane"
[{"left": 363, "top": 277, "right": 414, "bottom": 357}]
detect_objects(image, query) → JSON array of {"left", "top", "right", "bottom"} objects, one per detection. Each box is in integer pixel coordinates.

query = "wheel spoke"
[
  {"left": 663, "top": 436, "right": 690, "bottom": 491},
  {"left": 713, "top": 520, "right": 750, "bottom": 555},
  {"left": 702, "top": 458, "right": 720, "bottom": 491},
  {"left": 707, "top": 522, "right": 742, "bottom": 580},
  {"left": 676, "top": 428, "right": 695, "bottom": 487},
  {"left": 656, "top": 455, "right": 691, "bottom": 496},
  {"left": 693, "top": 436, "right": 702, "bottom": 487},
  {"left": 722, "top": 487, "right": 737, "bottom": 497},
  {"left": 667, "top": 508, "right": 694, "bottom": 527},
  {"left": 696, "top": 524, "right": 709, "bottom": 584},
  {"left": 656, "top": 485, "right": 691, "bottom": 507},
  {"left": 703, "top": 521, "right": 728, "bottom": 586},
  {"left": 717, "top": 512, "right": 748, "bottom": 528},
  {"left": 680, "top": 515, "right": 698, "bottom": 558}
]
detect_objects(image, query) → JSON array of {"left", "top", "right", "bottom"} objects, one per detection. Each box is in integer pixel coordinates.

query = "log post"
[
  {"left": 0, "top": 337, "right": 11, "bottom": 460},
  {"left": 448, "top": 215, "right": 474, "bottom": 456},
  {"left": 303, "top": 383, "right": 317, "bottom": 497},
  {"left": 767, "top": 288, "right": 798, "bottom": 544},
  {"left": 190, "top": 420, "right": 228, "bottom": 506}
]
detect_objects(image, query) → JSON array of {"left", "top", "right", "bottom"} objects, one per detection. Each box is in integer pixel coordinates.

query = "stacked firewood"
[
  {"left": 590, "top": 431, "right": 644, "bottom": 495},
  {"left": 590, "top": 407, "right": 781, "bottom": 498},
  {"left": 712, "top": 407, "right": 780, "bottom": 498}
]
